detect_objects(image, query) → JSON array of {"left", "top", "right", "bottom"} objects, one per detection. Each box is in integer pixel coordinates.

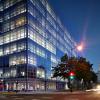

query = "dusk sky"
[{"left": 48, "top": 0, "right": 100, "bottom": 72}]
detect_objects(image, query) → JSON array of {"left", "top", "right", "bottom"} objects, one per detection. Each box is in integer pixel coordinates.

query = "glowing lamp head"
[{"left": 77, "top": 45, "right": 83, "bottom": 51}]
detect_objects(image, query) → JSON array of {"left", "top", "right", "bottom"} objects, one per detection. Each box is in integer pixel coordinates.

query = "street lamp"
[
  {"left": 70, "top": 43, "right": 84, "bottom": 91},
  {"left": 76, "top": 44, "right": 83, "bottom": 51},
  {"left": 71, "top": 44, "right": 84, "bottom": 57}
]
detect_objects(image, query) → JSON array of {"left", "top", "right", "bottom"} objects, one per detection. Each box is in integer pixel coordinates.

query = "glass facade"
[{"left": 0, "top": 0, "right": 77, "bottom": 91}]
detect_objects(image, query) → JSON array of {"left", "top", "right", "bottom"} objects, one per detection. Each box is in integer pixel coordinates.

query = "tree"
[
  {"left": 61, "top": 54, "right": 68, "bottom": 63},
  {"left": 52, "top": 54, "right": 96, "bottom": 89},
  {"left": 91, "top": 71, "right": 97, "bottom": 83},
  {"left": 52, "top": 54, "right": 69, "bottom": 79},
  {"left": 74, "top": 57, "right": 93, "bottom": 82}
]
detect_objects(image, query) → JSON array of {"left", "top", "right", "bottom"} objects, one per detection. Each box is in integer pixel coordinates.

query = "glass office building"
[{"left": 0, "top": 0, "right": 77, "bottom": 91}]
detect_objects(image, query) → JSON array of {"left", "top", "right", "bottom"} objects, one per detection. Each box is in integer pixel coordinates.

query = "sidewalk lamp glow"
[{"left": 96, "top": 85, "right": 100, "bottom": 90}]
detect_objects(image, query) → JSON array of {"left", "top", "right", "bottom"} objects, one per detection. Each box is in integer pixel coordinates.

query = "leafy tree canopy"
[{"left": 52, "top": 54, "right": 97, "bottom": 83}]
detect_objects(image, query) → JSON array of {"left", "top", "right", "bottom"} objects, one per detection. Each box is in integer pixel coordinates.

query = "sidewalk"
[
  {"left": 17, "top": 90, "right": 86, "bottom": 95},
  {"left": 0, "top": 91, "right": 16, "bottom": 95},
  {"left": 0, "top": 90, "right": 88, "bottom": 95}
]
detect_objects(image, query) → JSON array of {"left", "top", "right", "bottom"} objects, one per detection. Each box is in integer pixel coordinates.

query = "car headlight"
[{"left": 97, "top": 85, "right": 100, "bottom": 89}]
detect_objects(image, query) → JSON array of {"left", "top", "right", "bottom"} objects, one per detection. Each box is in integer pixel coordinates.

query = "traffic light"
[{"left": 69, "top": 71, "right": 75, "bottom": 80}]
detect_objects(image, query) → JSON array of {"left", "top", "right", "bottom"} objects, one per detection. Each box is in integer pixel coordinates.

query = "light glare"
[{"left": 77, "top": 45, "right": 83, "bottom": 51}]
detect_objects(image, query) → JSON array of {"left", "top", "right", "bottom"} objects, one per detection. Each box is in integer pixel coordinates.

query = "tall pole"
[
  {"left": 16, "top": 81, "right": 18, "bottom": 93},
  {"left": 1, "top": 74, "right": 4, "bottom": 91},
  {"left": 45, "top": 69, "right": 46, "bottom": 91},
  {"left": 71, "top": 48, "right": 73, "bottom": 57}
]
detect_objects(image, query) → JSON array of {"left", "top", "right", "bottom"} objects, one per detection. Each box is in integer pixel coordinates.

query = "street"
[{"left": 1, "top": 91, "right": 100, "bottom": 100}]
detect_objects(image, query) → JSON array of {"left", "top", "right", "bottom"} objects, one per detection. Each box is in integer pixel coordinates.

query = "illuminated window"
[
  {"left": 4, "top": 46, "right": 10, "bottom": 55},
  {"left": 10, "top": 28, "right": 26, "bottom": 42},
  {"left": 4, "top": 72, "right": 10, "bottom": 78},
  {"left": 10, "top": 21, "right": 15, "bottom": 30},
  {"left": 40, "top": 0, "right": 46, "bottom": 7},
  {"left": 11, "top": 69, "right": 16, "bottom": 77},
  {"left": 36, "top": 35, "right": 45, "bottom": 47},
  {"left": 9, "top": 56, "right": 16, "bottom": 66},
  {"left": 28, "top": 42, "right": 45, "bottom": 58},
  {"left": 18, "top": 55, "right": 26, "bottom": 64},
  {"left": 4, "top": 12, "right": 10, "bottom": 20},
  {"left": 4, "top": 34, "right": 10, "bottom": 43},
  {"left": 37, "top": 68, "right": 45, "bottom": 78},
  {"left": 18, "top": 42, "right": 26, "bottom": 51},
  {"left": 16, "top": 17, "right": 25, "bottom": 27},
  {"left": 0, "top": 48, "right": 3, "bottom": 56},
  {"left": 9, "top": 55, "right": 26, "bottom": 66},
  {"left": 29, "top": 29, "right": 56, "bottom": 54},
  {"left": 47, "top": 82, "right": 56, "bottom": 90},
  {"left": 28, "top": 43, "right": 35, "bottom": 53},
  {"left": 30, "top": 0, "right": 35, "bottom": 5},
  {"left": 4, "top": 3, "right": 26, "bottom": 20},
  {"left": 16, "top": 4, "right": 26, "bottom": 15},
  {"left": 10, "top": 44, "right": 17, "bottom": 53},
  {"left": 0, "top": 3, "right": 3, "bottom": 11},
  {"left": 11, "top": 31, "right": 17, "bottom": 42},
  {"left": 21, "top": 72, "right": 25, "bottom": 76},
  {"left": 0, "top": 36, "right": 3, "bottom": 45},
  {"left": 3, "top": 22, "right": 10, "bottom": 32},
  {"left": 20, "top": 28, "right": 26, "bottom": 38},
  {"left": 36, "top": 47, "right": 45, "bottom": 57},
  {"left": 28, "top": 55, "right": 37, "bottom": 65},
  {"left": 28, "top": 29, "right": 45, "bottom": 48},
  {"left": 0, "top": 70, "right": 3, "bottom": 78},
  {"left": 0, "top": 17, "right": 3, "bottom": 22},
  {"left": 4, "top": 0, "right": 9, "bottom": 9},
  {"left": 28, "top": 6, "right": 34, "bottom": 16},
  {"left": 4, "top": 0, "right": 22, "bottom": 9},
  {"left": 46, "top": 41, "right": 56, "bottom": 54},
  {"left": 51, "top": 54, "right": 56, "bottom": 63},
  {"left": 41, "top": 17, "right": 45, "bottom": 26}
]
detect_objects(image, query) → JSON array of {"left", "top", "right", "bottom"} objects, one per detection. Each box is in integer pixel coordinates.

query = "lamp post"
[
  {"left": 1, "top": 73, "right": 4, "bottom": 92},
  {"left": 16, "top": 81, "right": 18, "bottom": 93},
  {"left": 70, "top": 44, "right": 84, "bottom": 91},
  {"left": 1, "top": 79, "right": 4, "bottom": 91},
  {"left": 45, "top": 70, "right": 46, "bottom": 91}
]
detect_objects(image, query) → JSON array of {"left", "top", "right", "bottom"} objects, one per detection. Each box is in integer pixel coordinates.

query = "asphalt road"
[{"left": 1, "top": 91, "right": 100, "bottom": 100}]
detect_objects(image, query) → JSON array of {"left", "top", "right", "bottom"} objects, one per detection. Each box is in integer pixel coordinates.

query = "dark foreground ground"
[{"left": 0, "top": 91, "right": 100, "bottom": 100}]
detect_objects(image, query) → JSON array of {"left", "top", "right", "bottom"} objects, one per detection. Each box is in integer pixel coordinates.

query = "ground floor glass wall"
[{"left": 0, "top": 79, "right": 65, "bottom": 91}]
